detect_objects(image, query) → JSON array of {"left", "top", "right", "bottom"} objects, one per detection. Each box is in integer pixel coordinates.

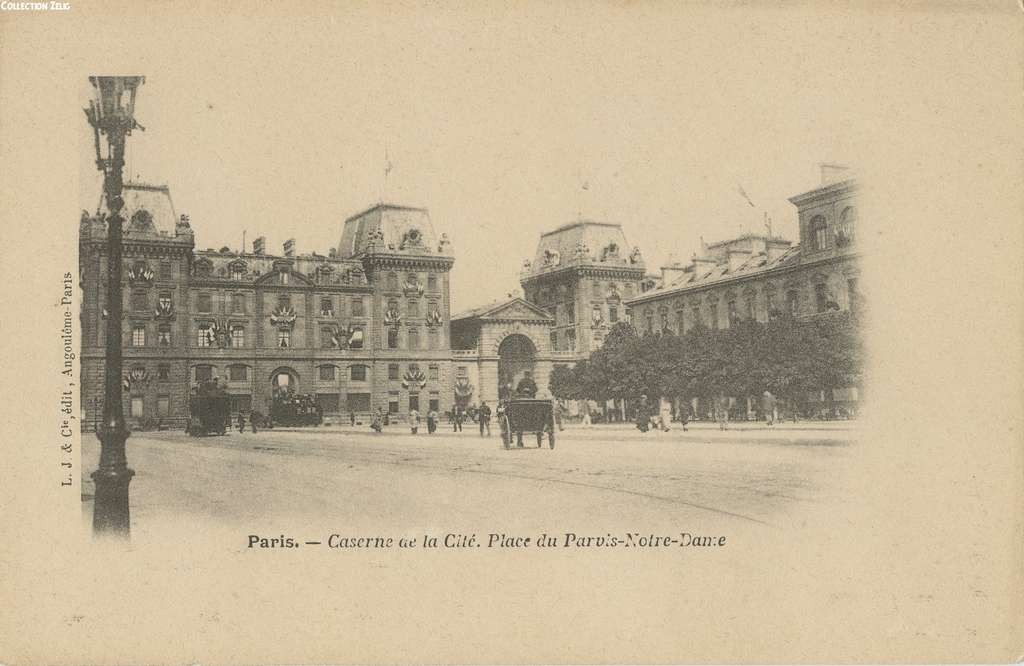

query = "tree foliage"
[{"left": 555, "top": 312, "right": 862, "bottom": 405}]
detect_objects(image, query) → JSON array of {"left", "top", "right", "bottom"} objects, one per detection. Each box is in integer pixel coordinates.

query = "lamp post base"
[{"left": 91, "top": 466, "right": 135, "bottom": 537}]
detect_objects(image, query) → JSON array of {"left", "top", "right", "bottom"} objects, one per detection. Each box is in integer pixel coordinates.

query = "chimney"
[
  {"left": 819, "top": 162, "right": 851, "bottom": 186},
  {"left": 253, "top": 236, "right": 266, "bottom": 256},
  {"left": 766, "top": 238, "right": 791, "bottom": 263},
  {"left": 283, "top": 238, "right": 296, "bottom": 257},
  {"left": 660, "top": 262, "right": 688, "bottom": 286},
  {"left": 727, "top": 248, "right": 752, "bottom": 272},
  {"left": 691, "top": 256, "right": 718, "bottom": 279}
]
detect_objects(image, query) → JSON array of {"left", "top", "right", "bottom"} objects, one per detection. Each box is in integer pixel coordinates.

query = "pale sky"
[{"left": 74, "top": 3, "right": 870, "bottom": 311}]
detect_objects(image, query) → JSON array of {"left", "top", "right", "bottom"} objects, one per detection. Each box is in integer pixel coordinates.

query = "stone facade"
[
  {"left": 450, "top": 298, "right": 576, "bottom": 407},
  {"left": 518, "top": 220, "right": 649, "bottom": 357},
  {"left": 625, "top": 176, "right": 860, "bottom": 331},
  {"left": 80, "top": 188, "right": 456, "bottom": 429}
]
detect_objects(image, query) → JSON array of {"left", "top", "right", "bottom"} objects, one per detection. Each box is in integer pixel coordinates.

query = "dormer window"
[
  {"left": 810, "top": 215, "right": 828, "bottom": 251},
  {"left": 837, "top": 206, "right": 856, "bottom": 245}
]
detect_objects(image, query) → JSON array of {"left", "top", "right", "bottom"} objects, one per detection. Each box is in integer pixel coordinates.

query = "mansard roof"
[
  {"left": 523, "top": 219, "right": 644, "bottom": 279},
  {"left": 338, "top": 203, "right": 449, "bottom": 258}
]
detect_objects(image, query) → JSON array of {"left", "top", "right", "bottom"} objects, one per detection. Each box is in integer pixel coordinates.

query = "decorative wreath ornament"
[
  {"left": 401, "top": 367, "right": 428, "bottom": 390},
  {"left": 454, "top": 378, "right": 474, "bottom": 398},
  {"left": 127, "top": 262, "right": 155, "bottom": 283},
  {"left": 384, "top": 307, "right": 402, "bottom": 326},
  {"left": 270, "top": 305, "right": 297, "bottom": 329},
  {"left": 426, "top": 308, "right": 443, "bottom": 326},
  {"left": 122, "top": 366, "right": 150, "bottom": 390},
  {"left": 154, "top": 301, "right": 174, "bottom": 318}
]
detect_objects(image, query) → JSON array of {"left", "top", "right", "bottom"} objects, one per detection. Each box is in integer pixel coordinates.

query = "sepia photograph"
[{"left": 1, "top": 2, "right": 1021, "bottom": 664}]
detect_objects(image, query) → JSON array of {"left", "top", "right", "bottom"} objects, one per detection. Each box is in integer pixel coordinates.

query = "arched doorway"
[
  {"left": 498, "top": 334, "right": 536, "bottom": 400},
  {"left": 269, "top": 367, "right": 299, "bottom": 399}
]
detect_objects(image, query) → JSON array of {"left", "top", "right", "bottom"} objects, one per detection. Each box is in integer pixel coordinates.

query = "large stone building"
[
  {"left": 624, "top": 169, "right": 861, "bottom": 413},
  {"left": 80, "top": 185, "right": 456, "bottom": 428},
  {"left": 518, "top": 220, "right": 650, "bottom": 355}
]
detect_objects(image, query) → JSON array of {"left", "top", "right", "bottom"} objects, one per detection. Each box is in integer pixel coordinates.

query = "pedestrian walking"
[
  {"left": 349, "top": 411, "right": 356, "bottom": 426},
  {"left": 427, "top": 409, "right": 438, "bottom": 434},
  {"left": 453, "top": 406, "right": 464, "bottom": 432},
  {"left": 761, "top": 390, "right": 777, "bottom": 427},
  {"left": 554, "top": 400, "right": 564, "bottom": 432},
  {"left": 678, "top": 402, "right": 689, "bottom": 432},
  {"left": 636, "top": 394, "right": 651, "bottom": 433},
  {"left": 236, "top": 412, "right": 245, "bottom": 434},
  {"left": 715, "top": 395, "right": 730, "bottom": 431},
  {"left": 250, "top": 411, "right": 259, "bottom": 433},
  {"left": 409, "top": 408, "right": 420, "bottom": 434},
  {"left": 478, "top": 401, "right": 492, "bottom": 437}
]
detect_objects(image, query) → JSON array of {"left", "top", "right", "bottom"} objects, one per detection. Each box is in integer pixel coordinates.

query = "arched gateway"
[{"left": 497, "top": 334, "right": 536, "bottom": 399}]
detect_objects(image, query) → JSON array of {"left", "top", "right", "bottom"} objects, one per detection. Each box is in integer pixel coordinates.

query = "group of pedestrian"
[{"left": 234, "top": 412, "right": 259, "bottom": 434}]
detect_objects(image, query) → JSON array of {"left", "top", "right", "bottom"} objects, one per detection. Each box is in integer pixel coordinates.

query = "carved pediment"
[{"left": 482, "top": 299, "right": 553, "bottom": 322}]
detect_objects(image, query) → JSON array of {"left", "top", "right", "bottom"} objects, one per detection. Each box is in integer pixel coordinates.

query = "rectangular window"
[
  {"left": 232, "top": 293, "right": 245, "bottom": 314},
  {"left": 129, "top": 396, "right": 144, "bottom": 417},
  {"left": 230, "top": 326, "right": 244, "bottom": 348},
  {"left": 160, "top": 261, "right": 172, "bottom": 280},
  {"left": 346, "top": 392, "right": 371, "bottom": 412},
  {"left": 746, "top": 297, "right": 755, "bottom": 320},
  {"left": 277, "top": 329, "right": 290, "bottom": 348},
  {"left": 407, "top": 299, "right": 419, "bottom": 317},
  {"left": 132, "top": 325, "right": 146, "bottom": 347},
  {"left": 131, "top": 292, "right": 147, "bottom": 312},
  {"left": 319, "top": 365, "right": 336, "bottom": 381},
  {"left": 567, "top": 329, "right": 576, "bottom": 351},
  {"left": 321, "top": 327, "right": 335, "bottom": 349},
  {"left": 550, "top": 331, "right": 558, "bottom": 351},
  {"left": 766, "top": 292, "right": 777, "bottom": 318},
  {"left": 351, "top": 297, "right": 364, "bottom": 317},
  {"left": 387, "top": 328, "right": 399, "bottom": 349},
  {"left": 316, "top": 393, "right": 340, "bottom": 412},
  {"left": 388, "top": 364, "right": 400, "bottom": 380},
  {"left": 229, "top": 365, "right": 248, "bottom": 381},
  {"left": 727, "top": 300, "right": 738, "bottom": 325},
  {"left": 154, "top": 323, "right": 170, "bottom": 347},
  {"left": 427, "top": 329, "right": 439, "bottom": 350},
  {"left": 408, "top": 328, "right": 420, "bottom": 350},
  {"left": 197, "top": 325, "right": 212, "bottom": 347},
  {"left": 230, "top": 395, "right": 252, "bottom": 413},
  {"left": 609, "top": 306, "right": 618, "bottom": 323},
  {"left": 156, "top": 395, "right": 170, "bottom": 417},
  {"left": 408, "top": 394, "right": 420, "bottom": 413},
  {"left": 280, "top": 272, "right": 289, "bottom": 285},
  {"left": 388, "top": 391, "right": 399, "bottom": 414},
  {"left": 815, "top": 284, "right": 828, "bottom": 313},
  {"left": 320, "top": 297, "right": 334, "bottom": 317},
  {"left": 350, "top": 365, "right": 367, "bottom": 381},
  {"left": 786, "top": 290, "right": 799, "bottom": 315},
  {"left": 429, "top": 395, "right": 440, "bottom": 413},
  {"left": 456, "top": 366, "right": 468, "bottom": 378},
  {"left": 427, "top": 274, "right": 437, "bottom": 291},
  {"left": 195, "top": 366, "right": 213, "bottom": 382},
  {"left": 157, "top": 364, "right": 170, "bottom": 380},
  {"left": 567, "top": 302, "right": 575, "bottom": 323},
  {"left": 197, "top": 293, "right": 212, "bottom": 313},
  {"left": 429, "top": 365, "right": 439, "bottom": 381},
  {"left": 710, "top": 304, "right": 719, "bottom": 330}
]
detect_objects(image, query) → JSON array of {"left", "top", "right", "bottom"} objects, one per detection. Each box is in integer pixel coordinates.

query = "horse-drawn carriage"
[
  {"left": 269, "top": 393, "right": 323, "bottom": 427},
  {"left": 497, "top": 398, "right": 555, "bottom": 449},
  {"left": 186, "top": 382, "right": 230, "bottom": 437}
]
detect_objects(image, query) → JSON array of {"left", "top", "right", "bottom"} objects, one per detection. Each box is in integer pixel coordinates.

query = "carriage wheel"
[{"left": 500, "top": 414, "right": 511, "bottom": 449}]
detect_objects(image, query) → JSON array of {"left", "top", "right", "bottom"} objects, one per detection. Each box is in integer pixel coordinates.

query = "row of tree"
[{"left": 548, "top": 313, "right": 863, "bottom": 413}]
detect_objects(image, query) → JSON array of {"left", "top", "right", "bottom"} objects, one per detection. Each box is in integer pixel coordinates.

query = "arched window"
[
  {"left": 838, "top": 206, "right": 857, "bottom": 244},
  {"left": 810, "top": 215, "right": 828, "bottom": 251}
]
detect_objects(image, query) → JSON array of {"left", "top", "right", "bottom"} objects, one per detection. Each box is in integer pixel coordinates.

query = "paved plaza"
[{"left": 81, "top": 422, "right": 857, "bottom": 546}]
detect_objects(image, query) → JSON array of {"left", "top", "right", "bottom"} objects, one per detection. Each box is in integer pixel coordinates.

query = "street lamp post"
[{"left": 84, "top": 76, "right": 145, "bottom": 538}]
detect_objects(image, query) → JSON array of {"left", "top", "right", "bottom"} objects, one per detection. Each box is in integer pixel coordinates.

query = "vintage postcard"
[{"left": 0, "top": 1, "right": 1021, "bottom": 664}]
